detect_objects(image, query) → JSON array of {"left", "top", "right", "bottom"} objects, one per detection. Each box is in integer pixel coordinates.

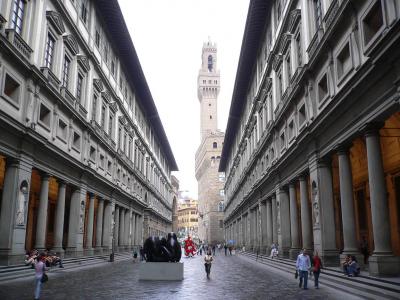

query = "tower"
[
  {"left": 198, "top": 38, "right": 220, "bottom": 140},
  {"left": 195, "top": 38, "right": 225, "bottom": 244}
]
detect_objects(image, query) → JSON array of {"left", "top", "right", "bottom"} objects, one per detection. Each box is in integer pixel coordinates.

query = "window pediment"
[
  {"left": 102, "top": 90, "right": 111, "bottom": 103},
  {"left": 63, "top": 34, "right": 79, "bottom": 55},
  {"left": 288, "top": 9, "right": 301, "bottom": 34},
  {"left": 77, "top": 54, "right": 90, "bottom": 72},
  {"left": 109, "top": 101, "right": 118, "bottom": 112},
  {"left": 46, "top": 11, "right": 65, "bottom": 35},
  {"left": 93, "top": 78, "right": 103, "bottom": 92},
  {"left": 272, "top": 54, "right": 282, "bottom": 71}
]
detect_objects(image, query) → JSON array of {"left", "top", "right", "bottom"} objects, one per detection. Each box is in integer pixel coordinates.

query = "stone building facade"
[
  {"left": 177, "top": 197, "right": 198, "bottom": 239},
  {"left": 220, "top": 0, "right": 400, "bottom": 276},
  {"left": 0, "top": 0, "right": 177, "bottom": 265},
  {"left": 195, "top": 39, "right": 225, "bottom": 244}
]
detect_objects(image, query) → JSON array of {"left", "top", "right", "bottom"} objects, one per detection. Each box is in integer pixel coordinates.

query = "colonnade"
[
  {"left": 225, "top": 126, "right": 399, "bottom": 276},
  {"left": 0, "top": 156, "right": 143, "bottom": 264}
]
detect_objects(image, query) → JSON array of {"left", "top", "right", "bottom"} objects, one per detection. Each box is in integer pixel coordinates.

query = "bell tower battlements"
[{"left": 197, "top": 38, "right": 220, "bottom": 141}]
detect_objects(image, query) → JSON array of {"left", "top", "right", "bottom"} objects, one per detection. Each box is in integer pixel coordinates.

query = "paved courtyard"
[{"left": 0, "top": 252, "right": 362, "bottom": 300}]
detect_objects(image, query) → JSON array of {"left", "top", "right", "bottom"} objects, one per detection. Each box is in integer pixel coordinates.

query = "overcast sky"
[{"left": 118, "top": 0, "right": 250, "bottom": 198}]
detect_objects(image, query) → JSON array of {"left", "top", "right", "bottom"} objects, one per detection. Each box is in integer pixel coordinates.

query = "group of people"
[
  {"left": 342, "top": 255, "right": 361, "bottom": 277},
  {"left": 295, "top": 249, "right": 322, "bottom": 290},
  {"left": 25, "top": 249, "right": 63, "bottom": 269}
]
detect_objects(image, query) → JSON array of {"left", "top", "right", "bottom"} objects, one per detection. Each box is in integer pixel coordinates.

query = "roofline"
[
  {"left": 96, "top": 0, "right": 178, "bottom": 171},
  {"left": 219, "top": 0, "right": 270, "bottom": 172}
]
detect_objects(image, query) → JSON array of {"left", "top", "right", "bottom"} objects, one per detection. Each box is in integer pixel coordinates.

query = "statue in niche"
[
  {"left": 16, "top": 181, "right": 29, "bottom": 225},
  {"left": 312, "top": 184, "right": 320, "bottom": 226},
  {"left": 79, "top": 200, "right": 85, "bottom": 233},
  {"left": 143, "top": 232, "right": 181, "bottom": 262}
]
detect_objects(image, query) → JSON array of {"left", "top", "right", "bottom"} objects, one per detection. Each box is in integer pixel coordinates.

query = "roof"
[
  {"left": 95, "top": 0, "right": 178, "bottom": 171},
  {"left": 219, "top": 0, "right": 270, "bottom": 172}
]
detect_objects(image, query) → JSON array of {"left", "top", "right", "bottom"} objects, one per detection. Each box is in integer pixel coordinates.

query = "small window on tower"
[
  {"left": 208, "top": 55, "right": 213, "bottom": 72},
  {"left": 209, "top": 103, "right": 211, "bottom": 106},
  {"left": 210, "top": 115, "right": 212, "bottom": 119}
]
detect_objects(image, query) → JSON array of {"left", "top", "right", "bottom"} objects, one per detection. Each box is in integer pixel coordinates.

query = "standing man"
[
  {"left": 296, "top": 249, "right": 311, "bottom": 290},
  {"left": 224, "top": 244, "right": 228, "bottom": 256}
]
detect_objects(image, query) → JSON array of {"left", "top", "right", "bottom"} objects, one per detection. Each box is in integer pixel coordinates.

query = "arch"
[{"left": 213, "top": 142, "right": 217, "bottom": 148}]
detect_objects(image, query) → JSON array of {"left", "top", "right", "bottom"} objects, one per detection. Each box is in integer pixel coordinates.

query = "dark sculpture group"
[{"left": 143, "top": 232, "right": 182, "bottom": 262}]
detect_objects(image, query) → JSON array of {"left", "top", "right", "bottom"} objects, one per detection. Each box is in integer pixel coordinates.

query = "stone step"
[
  {"left": 0, "top": 252, "right": 132, "bottom": 283},
  {"left": 240, "top": 251, "right": 400, "bottom": 300}
]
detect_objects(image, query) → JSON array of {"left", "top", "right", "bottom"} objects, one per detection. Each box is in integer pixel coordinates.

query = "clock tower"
[{"left": 197, "top": 38, "right": 220, "bottom": 141}]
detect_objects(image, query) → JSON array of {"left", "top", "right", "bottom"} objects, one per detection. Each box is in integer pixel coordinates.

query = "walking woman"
[
  {"left": 313, "top": 251, "right": 322, "bottom": 289},
  {"left": 34, "top": 253, "right": 47, "bottom": 300},
  {"left": 204, "top": 250, "right": 213, "bottom": 278}
]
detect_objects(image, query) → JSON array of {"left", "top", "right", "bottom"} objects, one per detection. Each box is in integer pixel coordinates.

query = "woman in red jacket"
[{"left": 313, "top": 251, "right": 322, "bottom": 289}]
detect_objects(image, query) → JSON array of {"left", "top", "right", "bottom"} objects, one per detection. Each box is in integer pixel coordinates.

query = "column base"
[
  {"left": 0, "top": 250, "right": 25, "bottom": 266},
  {"left": 84, "top": 248, "right": 94, "bottom": 256},
  {"left": 321, "top": 249, "right": 340, "bottom": 267},
  {"left": 65, "top": 248, "right": 84, "bottom": 258},
  {"left": 280, "top": 247, "right": 290, "bottom": 258},
  {"left": 369, "top": 254, "right": 400, "bottom": 277},
  {"left": 51, "top": 247, "right": 65, "bottom": 258},
  {"left": 94, "top": 247, "right": 103, "bottom": 255},
  {"left": 289, "top": 248, "right": 301, "bottom": 260}
]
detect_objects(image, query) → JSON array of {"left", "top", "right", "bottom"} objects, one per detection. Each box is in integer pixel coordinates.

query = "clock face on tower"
[{"left": 208, "top": 55, "right": 213, "bottom": 72}]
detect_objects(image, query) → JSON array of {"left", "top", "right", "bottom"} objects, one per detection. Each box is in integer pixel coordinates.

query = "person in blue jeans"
[{"left": 296, "top": 249, "right": 311, "bottom": 290}]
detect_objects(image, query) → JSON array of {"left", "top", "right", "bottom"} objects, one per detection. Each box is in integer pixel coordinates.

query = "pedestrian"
[
  {"left": 229, "top": 246, "right": 232, "bottom": 255},
  {"left": 313, "top": 251, "right": 322, "bottom": 289},
  {"left": 133, "top": 250, "right": 138, "bottom": 263},
  {"left": 212, "top": 245, "right": 216, "bottom": 255},
  {"left": 139, "top": 246, "right": 145, "bottom": 261},
  {"left": 296, "top": 249, "right": 311, "bottom": 290},
  {"left": 224, "top": 244, "right": 228, "bottom": 256},
  {"left": 199, "top": 244, "right": 203, "bottom": 256},
  {"left": 34, "top": 253, "right": 47, "bottom": 300},
  {"left": 360, "top": 236, "right": 369, "bottom": 265},
  {"left": 204, "top": 250, "right": 213, "bottom": 278}
]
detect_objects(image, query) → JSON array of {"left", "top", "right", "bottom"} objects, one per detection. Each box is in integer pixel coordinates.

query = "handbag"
[
  {"left": 295, "top": 270, "right": 298, "bottom": 279},
  {"left": 41, "top": 273, "right": 48, "bottom": 283}
]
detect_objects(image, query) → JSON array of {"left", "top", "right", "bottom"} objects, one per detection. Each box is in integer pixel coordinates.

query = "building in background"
[
  {"left": 0, "top": 0, "right": 177, "bottom": 265},
  {"left": 219, "top": 0, "right": 400, "bottom": 277},
  {"left": 171, "top": 175, "right": 180, "bottom": 233},
  {"left": 177, "top": 194, "right": 198, "bottom": 240},
  {"left": 195, "top": 38, "right": 225, "bottom": 245}
]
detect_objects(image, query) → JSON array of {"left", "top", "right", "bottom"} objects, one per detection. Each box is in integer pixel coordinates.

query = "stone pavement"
[{"left": 0, "top": 251, "right": 363, "bottom": 300}]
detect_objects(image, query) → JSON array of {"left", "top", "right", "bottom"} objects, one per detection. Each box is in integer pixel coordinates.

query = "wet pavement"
[{"left": 0, "top": 250, "right": 362, "bottom": 300}]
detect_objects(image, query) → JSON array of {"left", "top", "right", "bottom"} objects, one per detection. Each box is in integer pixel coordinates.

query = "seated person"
[
  {"left": 44, "top": 250, "right": 64, "bottom": 268},
  {"left": 347, "top": 256, "right": 360, "bottom": 277},
  {"left": 24, "top": 249, "right": 38, "bottom": 268},
  {"left": 270, "top": 245, "right": 279, "bottom": 258},
  {"left": 342, "top": 255, "right": 351, "bottom": 275}
]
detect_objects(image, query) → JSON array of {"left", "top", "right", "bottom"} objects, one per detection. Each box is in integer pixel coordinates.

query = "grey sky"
[{"left": 118, "top": 0, "right": 250, "bottom": 197}]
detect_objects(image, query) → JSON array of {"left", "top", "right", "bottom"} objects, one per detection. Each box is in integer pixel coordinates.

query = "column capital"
[
  {"left": 317, "top": 156, "right": 332, "bottom": 168},
  {"left": 57, "top": 179, "right": 67, "bottom": 186},
  {"left": 40, "top": 171, "right": 51, "bottom": 180},
  {"left": 336, "top": 142, "right": 353, "bottom": 155},
  {"left": 361, "top": 121, "right": 385, "bottom": 136}
]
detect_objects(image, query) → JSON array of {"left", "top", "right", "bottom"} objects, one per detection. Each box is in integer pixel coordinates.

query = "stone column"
[
  {"left": 102, "top": 201, "right": 112, "bottom": 252},
  {"left": 95, "top": 198, "right": 104, "bottom": 253},
  {"left": 35, "top": 173, "right": 50, "bottom": 250},
  {"left": 365, "top": 128, "right": 399, "bottom": 276},
  {"left": 119, "top": 208, "right": 125, "bottom": 249},
  {"left": 85, "top": 193, "right": 95, "bottom": 255},
  {"left": 289, "top": 183, "right": 301, "bottom": 259},
  {"left": 277, "top": 187, "right": 291, "bottom": 258},
  {"left": 66, "top": 186, "right": 87, "bottom": 257},
  {"left": 299, "top": 176, "right": 312, "bottom": 251},
  {"left": 53, "top": 180, "right": 66, "bottom": 255},
  {"left": 124, "top": 209, "right": 130, "bottom": 249},
  {"left": 260, "top": 201, "right": 268, "bottom": 253},
  {"left": 309, "top": 155, "right": 339, "bottom": 266},
  {"left": 114, "top": 206, "right": 120, "bottom": 248},
  {"left": 131, "top": 214, "right": 136, "bottom": 246},
  {"left": 271, "top": 195, "right": 278, "bottom": 245},
  {"left": 0, "top": 157, "right": 33, "bottom": 265},
  {"left": 137, "top": 215, "right": 143, "bottom": 245},
  {"left": 337, "top": 147, "right": 362, "bottom": 259},
  {"left": 266, "top": 199, "right": 273, "bottom": 252}
]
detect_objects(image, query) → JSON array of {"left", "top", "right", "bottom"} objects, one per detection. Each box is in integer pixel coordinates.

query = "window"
[
  {"left": 218, "top": 202, "right": 224, "bottom": 212},
  {"left": 213, "top": 142, "right": 217, "bottom": 149},
  {"left": 208, "top": 55, "right": 213, "bottom": 72},
  {"left": 52, "top": 117, "right": 65, "bottom": 141},
  {"left": 111, "top": 60, "right": 115, "bottom": 76},
  {"left": 219, "top": 189, "right": 225, "bottom": 196},
  {"left": 108, "top": 113, "right": 114, "bottom": 138},
  {"left": 280, "top": 132, "right": 285, "bottom": 150},
  {"left": 11, "top": 0, "right": 25, "bottom": 35},
  {"left": 118, "top": 126, "right": 122, "bottom": 149},
  {"left": 101, "top": 104, "right": 106, "bottom": 130},
  {"left": 276, "top": 0, "right": 282, "bottom": 23},
  {"left": 3, "top": 73, "right": 20, "bottom": 104},
  {"left": 277, "top": 70, "right": 283, "bottom": 100},
  {"left": 62, "top": 55, "right": 71, "bottom": 88},
  {"left": 337, "top": 42, "right": 352, "bottom": 80},
  {"left": 362, "top": 1, "right": 384, "bottom": 46},
  {"left": 288, "top": 120, "right": 295, "bottom": 140},
  {"left": 209, "top": 115, "right": 212, "bottom": 119},
  {"left": 107, "top": 160, "right": 112, "bottom": 173},
  {"left": 128, "top": 138, "right": 133, "bottom": 159},
  {"left": 219, "top": 220, "right": 223, "bottom": 228},
  {"left": 95, "top": 29, "right": 100, "bottom": 48},
  {"left": 317, "top": 74, "right": 328, "bottom": 103},
  {"left": 44, "top": 32, "right": 56, "bottom": 70},
  {"left": 89, "top": 146, "right": 96, "bottom": 161},
  {"left": 298, "top": 104, "right": 306, "bottom": 126},
  {"left": 314, "top": 0, "right": 323, "bottom": 31},
  {"left": 218, "top": 173, "right": 225, "bottom": 182},
  {"left": 91, "top": 94, "right": 97, "bottom": 121},
  {"left": 99, "top": 154, "right": 105, "bottom": 169},
  {"left": 285, "top": 51, "right": 292, "bottom": 83},
  {"left": 80, "top": 0, "right": 88, "bottom": 24},
  {"left": 295, "top": 31, "right": 302, "bottom": 67},
  {"left": 76, "top": 73, "right": 84, "bottom": 102},
  {"left": 39, "top": 103, "right": 51, "bottom": 128},
  {"left": 72, "top": 132, "right": 81, "bottom": 150}
]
